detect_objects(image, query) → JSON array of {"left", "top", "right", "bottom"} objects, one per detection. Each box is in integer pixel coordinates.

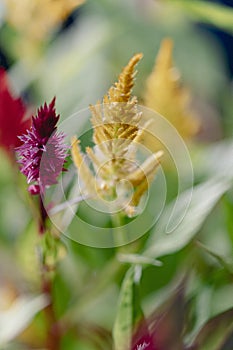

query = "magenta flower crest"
[{"left": 17, "top": 98, "right": 68, "bottom": 195}]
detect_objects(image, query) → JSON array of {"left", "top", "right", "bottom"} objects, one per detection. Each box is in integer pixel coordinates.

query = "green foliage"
[
  {"left": 113, "top": 266, "right": 145, "bottom": 350},
  {"left": 1, "top": 0, "right": 233, "bottom": 348},
  {"left": 144, "top": 178, "right": 231, "bottom": 259},
  {"left": 167, "top": 0, "right": 233, "bottom": 33}
]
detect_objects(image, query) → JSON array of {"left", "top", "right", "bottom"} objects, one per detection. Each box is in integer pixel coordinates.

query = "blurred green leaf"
[
  {"left": 113, "top": 266, "right": 145, "bottom": 350},
  {"left": 144, "top": 179, "right": 231, "bottom": 259},
  {"left": 194, "top": 140, "right": 233, "bottom": 182},
  {"left": 117, "top": 253, "right": 162, "bottom": 267},
  {"left": 211, "top": 284, "right": 233, "bottom": 320},
  {"left": 74, "top": 322, "right": 113, "bottom": 349},
  {"left": 16, "top": 221, "right": 40, "bottom": 285},
  {"left": 222, "top": 194, "right": 233, "bottom": 247},
  {"left": 167, "top": 0, "right": 233, "bottom": 33},
  {"left": 196, "top": 241, "right": 233, "bottom": 275},
  {"left": 0, "top": 295, "right": 49, "bottom": 347}
]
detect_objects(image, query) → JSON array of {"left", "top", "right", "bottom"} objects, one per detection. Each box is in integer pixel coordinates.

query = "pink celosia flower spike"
[{"left": 16, "top": 98, "right": 68, "bottom": 195}]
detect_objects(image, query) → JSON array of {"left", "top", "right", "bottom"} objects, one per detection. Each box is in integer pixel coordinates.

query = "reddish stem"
[{"left": 39, "top": 194, "right": 48, "bottom": 234}]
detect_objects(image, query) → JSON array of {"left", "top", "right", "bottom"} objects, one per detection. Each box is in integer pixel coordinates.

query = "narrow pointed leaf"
[
  {"left": 144, "top": 179, "right": 231, "bottom": 259},
  {"left": 113, "top": 266, "right": 151, "bottom": 350}
]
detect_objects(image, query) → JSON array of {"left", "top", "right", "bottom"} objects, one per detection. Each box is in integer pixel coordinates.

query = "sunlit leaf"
[
  {"left": 144, "top": 178, "right": 231, "bottom": 259},
  {"left": 0, "top": 294, "right": 49, "bottom": 346},
  {"left": 195, "top": 140, "right": 233, "bottom": 181}
]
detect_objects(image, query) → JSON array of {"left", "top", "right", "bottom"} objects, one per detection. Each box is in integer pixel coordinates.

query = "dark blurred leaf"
[
  {"left": 218, "top": 331, "right": 233, "bottom": 350},
  {"left": 188, "top": 307, "right": 233, "bottom": 350},
  {"left": 148, "top": 283, "right": 186, "bottom": 350}
]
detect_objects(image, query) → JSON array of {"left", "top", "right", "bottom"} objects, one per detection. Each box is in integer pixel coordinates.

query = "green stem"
[
  {"left": 111, "top": 211, "right": 129, "bottom": 249},
  {"left": 42, "top": 272, "right": 61, "bottom": 350}
]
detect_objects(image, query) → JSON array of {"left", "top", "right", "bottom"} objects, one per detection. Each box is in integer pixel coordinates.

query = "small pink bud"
[{"left": 28, "top": 184, "right": 40, "bottom": 195}]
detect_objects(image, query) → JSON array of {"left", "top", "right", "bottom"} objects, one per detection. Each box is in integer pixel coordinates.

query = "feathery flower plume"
[
  {"left": 4, "top": 0, "right": 85, "bottom": 61},
  {"left": 0, "top": 68, "right": 31, "bottom": 156},
  {"left": 17, "top": 98, "right": 68, "bottom": 195},
  {"left": 5, "top": 0, "right": 86, "bottom": 42},
  {"left": 71, "top": 54, "right": 163, "bottom": 216},
  {"left": 144, "top": 38, "right": 199, "bottom": 144}
]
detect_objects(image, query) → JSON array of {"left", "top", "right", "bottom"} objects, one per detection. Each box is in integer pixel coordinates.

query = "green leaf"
[
  {"left": 222, "top": 194, "right": 233, "bottom": 247},
  {"left": 113, "top": 266, "right": 145, "bottom": 350},
  {"left": 144, "top": 178, "right": 231, "bottom": 259},
  {"left": 0, "top": 295, "right": 49, "bottom": 347},
  {"left": 167, "top": 0, "right": 233, "bottom": 33},
  {"left": 195, "top": 140, "right": 233, "bottom": 182},
  {"left": 117, "top": 253, "right": 163, "bottom": 267},
  {"left": 196, "top": 241, "right": 233, "bottom": 275}
]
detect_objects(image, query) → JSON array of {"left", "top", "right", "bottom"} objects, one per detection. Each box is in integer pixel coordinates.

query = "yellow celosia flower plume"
[
  {"left": 144, "top": 38, "right": 199, "bottom": 145},
  {"left": 71, "top": 54, "right": 163, "bottom": 217},
  {"left": 4, "top": 0, "right": 85, "bottom": 58}
]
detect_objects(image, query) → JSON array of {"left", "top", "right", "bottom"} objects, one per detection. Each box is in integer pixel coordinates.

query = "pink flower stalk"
[{"left": 16, "top": 98, "right": 68, "bottom": 195}]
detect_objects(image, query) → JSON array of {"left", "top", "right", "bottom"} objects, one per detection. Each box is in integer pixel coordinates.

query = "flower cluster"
[
  {"left": 17, "top": 98, "right": 68, "bottom": 195},
  {"left": 0, "top": 68, "right": 31, "bottom": 155},
  {"left": 144, "top": 38, "right": 199, "bottom": 142},
  {"left": 71, "top": 54, "right": 163, "bottom": 216},
  {"left": 5, "top": 0, "right": 85, "bottom": 41}
]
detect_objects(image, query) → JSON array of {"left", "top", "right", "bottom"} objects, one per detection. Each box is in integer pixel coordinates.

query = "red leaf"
[{"left": 0, "top": 68, "right": 31, "bottom": 155}]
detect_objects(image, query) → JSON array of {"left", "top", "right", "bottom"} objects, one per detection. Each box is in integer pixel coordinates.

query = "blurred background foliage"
[{"left": 0, "top": 0, "right": 233, "bottom": 349}]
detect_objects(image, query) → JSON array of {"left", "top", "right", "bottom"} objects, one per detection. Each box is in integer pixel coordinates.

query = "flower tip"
[
  {"left": 125, "top": 205, "right": 136, "bottom": 218},
  {"left": 136, "top": 52, "right": 143, "bottom": 60},
  {"left": 131, "top": 53, "right": 143, "bottom": 66},
  {"left": 155, "top": 150, "right": 164, "bottom": 161},
  {"left": 50, "top": 96, "right": 56, "bottom": 108},
  {"left": 161, "top": 37, "right": 174, "bottom": 50}
]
